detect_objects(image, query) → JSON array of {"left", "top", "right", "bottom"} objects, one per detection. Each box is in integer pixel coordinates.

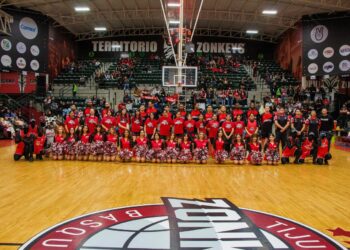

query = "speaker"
[{"left": 36, "top": 76, "right": 46, "bottom": 97}]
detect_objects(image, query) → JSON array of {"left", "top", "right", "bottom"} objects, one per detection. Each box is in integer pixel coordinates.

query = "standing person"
[
  {"left": 319, "top": 108, "right": 335, "bottom": 151},
  {"left": 191, "top": 103, "right": 201, "bottom": 121},
  {"left": 90, "top": 125, "right": 104, "bottom": 161},
  {"left": 76, "top": 125, "right": 90, "bottom": 161},
  {"left": 64, "top": 111, "right": 79, "bottom": 133},
  {"left": 165, "top": 133, "right": 179, "bottom": 163},
  {"left": 173, "top": 112, "right": 185, "bottom": 138},
  {"left": 306, "top": 110, "right": 320, "bottom": 138},
  {"left": 131, "top": 110, "right": 143, "bottom": 141},
  {"left": 101, "top": 110, "right": 116, "bottom": 132},
  {"left": 146, "top": 102, "right": 158, "bottom": 117},
  {"left": 116, "top": 108, "right": 130, "bottom": 137},
  {"left": 274, "top": 107, "right": 290, "bottom": 149},
  {"left": 72, "top": 83, "right": 78, "bottom": 97},
  {"left": 222, "top": 114, "right": 234, "bottom": 151},
  {"left": 118, "top": 130, "right": 133, "bottom": 162},
  {"left": 291, "top": 109, "right": 306, "bottom": 143},
  {"left": 247, "top": 102, "right": 259, "bottom": 120},
  {"left": 184, "top": 114, "right": 196, "bottom": 140},
  {"left": 144, "top": 112, "right": 157, "bottom": 140},
  {"left": 193, "top": 132, "right": 208, "bottom": 164},
  {"left": 230, "top": 134, "right": 246, "bottom": 165},
  {"left": 85, "top": 109, "right": 99, "bottom": 136},
  {"left": 264, "top": 134, "right": 279, "bottom": 165},
  {"left": 218, "top": 105, "right": 227, "bottom": 124},
  {"left": 261, "top": 106, "right": 273, "bottom": 148},
  {"left": 146, "top": 132, "right": 165, "bottom": 163},
  {"left": 246, "top": 134, "right": 263, "bottom": 165},
  {"left": 133, "top": 130, "right": 148, "bottom": 163},
  {"left": 196, "top": 114, "right": 206, "bottom": 135},
  {"left": 204, "top": 105, "right": 214, "bottom": 122},
  {"left": 206, "top": 114, "right": 220, "bottom": 146},
  {"left": 178, "top": 134, "right": 192, "bottom": 163},
  {"left": 245, "top": 114, "right": 258, "bottom": 140},
  {"left": 28, "top": 119, "right": 38, "bottom": 137},
  {"left": 178, "top": 104, "right": 187, "bottom": 119},
  {"left": 158, "top": 110, "right": 173, "bottom": 140},
  {"left": 233, "top": 114, "right": 245, "bottom": 138},
  {"left": 64, "top": 127, "right": 77, "bottom": 161},
  {"left": 104, "top": 127, "right": 118, "bottom": 162},
  {"left": 51, "top": 126, "right": 65, "bottom": 160},
  {"left": 214, "top": 129, "right": 229, "bottom": 164},
  {"left": 232, "top": 103, "right": 244, "bottom": 121}
]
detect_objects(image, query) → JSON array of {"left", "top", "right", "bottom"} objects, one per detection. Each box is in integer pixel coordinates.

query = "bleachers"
[{"left": 257, "top": 60, "right": 299, "bottom": 86}]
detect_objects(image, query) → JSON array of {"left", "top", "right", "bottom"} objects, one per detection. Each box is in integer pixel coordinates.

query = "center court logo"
[{"left": 20, "top": 198, "right": 346, "bottom": 250}]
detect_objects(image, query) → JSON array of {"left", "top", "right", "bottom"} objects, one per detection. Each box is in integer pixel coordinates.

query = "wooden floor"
[{"left": 0, "top": 143, "right": 349, "bottom": 249}]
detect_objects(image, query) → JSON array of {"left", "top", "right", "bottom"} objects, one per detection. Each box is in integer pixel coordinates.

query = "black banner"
[
  {"left": 302, "top": 15, "right": 350, "bottom": 76},
  {"left": 0, "top": 8, "right": 48, "bottom": 73}
]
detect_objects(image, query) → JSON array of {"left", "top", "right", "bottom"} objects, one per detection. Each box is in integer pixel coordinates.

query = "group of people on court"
[{"left": 13, "top": 101, "right": 334, "bottom": 165}]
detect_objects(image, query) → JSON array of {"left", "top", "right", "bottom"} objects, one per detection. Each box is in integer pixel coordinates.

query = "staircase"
[{"left": 243, "top": 64, "right": 270, "bottom": 103}]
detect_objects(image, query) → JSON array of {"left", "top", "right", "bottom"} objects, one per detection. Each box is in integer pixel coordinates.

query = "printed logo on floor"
[{"left": 20, "top": 198, "right": 346, "bottom": 249}]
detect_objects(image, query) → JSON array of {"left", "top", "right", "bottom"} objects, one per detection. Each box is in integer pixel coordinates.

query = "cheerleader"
[
  {"left": 177, "top": 134, "right": 192, "bottom": 163},
  {"left": 77, "top": 125, "right": 90, "bottom": 161},
  {"left": 165, "top": 133, "right": 179, "bottom": 163},
  {"left": 131, "top": 110, "right": 143, "bottom": 141},
  {"left": 222, "top": 114, "right": 234, "bottom": 151},
  {"left": 195, "top": 114, "right": 206, "bottom": 134},
  {"left": 101, "top": 109, "right": 116, "bottom": 132},
  {"left": 34, "top": 127, "right": 46, "bottom": 160},
  {"left": 104, "top": 127, "right": 118, "bottom": 162},
  {"left": 90, "top": 125, "right": 105, "bottom": 161},
  {"left": 264, "top": 134, "right": 280, "bottom": 165},
  {"left": 193, "top": 132, "right": 209, "bottom": 164},
  {"left": 173, "top": 112, "right": 185, "bottom": 138},
  {"left": 295, "top": 133, "right": 316, "bottom": 164},
  {"left": 230, "top": 134, "right": 246, "bottom": 165},
  {"left": 133, "top": 130, "right": 148, "bottom": 163},
  {"left": 144, "top": 113, "right": 157, "bottom": 140},
  {"left": 316, "top": 133, "right": 332, "bottom": 165},
  {"left": 184, "top": 114, "right": 196, "bottom": 139},
  {"left": 233, "top": 114, "right": 245, "bottom": 138},
  {"left": 116, "top": 108, "right": 130, "bottom": 136},
  {"left": 118, "top": 130, "right": 133, "bottom": 162},
  {"left": 246, "top": 134, "right": 263, "bottom": 165},
  {"left": 281, "top": 135, "right": 298, "bottom": 164},
  {"left": 206, "top": 114, "right": 220, "bottom": 146},
  {"left": 146, "top": 132, "right": 166, "bottom": 163},
  {"left": 214, "top": 129, "right": 228, "bottom": 164},
  {"left": 245, "top": 114, "right": 258, "bottom": 141},
  {"left": 51, "top": 126, "right": 66, "bottom": 160},
  {"left": 65, "top": 127, "right": 77, "bottom": 160}
]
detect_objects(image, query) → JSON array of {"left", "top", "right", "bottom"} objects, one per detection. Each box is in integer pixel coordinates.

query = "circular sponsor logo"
[
  {"left": 19, "top": 17, "right": 38, "bottom": 40},
  {"left": 16, "top": 57, "right": 26, "bottom": 69},
  {"left": 1, "top": 38, "right": 12, "bottom": 51},
  {"left": 30, "top": 59, "right": 39, "bottom": 71},
  {"left": 1, "top": 55, "right": 12, "bottom": 67},
  {"left": 323, "top": 62, "right": 334, "bottom": 73},
  {"left": 16, "top": 42, "right": 27, "bottom": 54},
  {"left": 307, "top": 49, "right": 318, "bottom": 60},
  {"left": 30, "top": 45, "right": 40, "bottom": 56},
  {"left": 308, "top": 63, "right": 318, "bottom": 74},
  {"left": 339, "top": 60, "right": 350, "bottom": 72},
  {"left": 19, "top": 198, "right": 346, "bottom": 250},
  {"left": 310, "top": 25, "right": 328, "bottom": 43},
  {"left": 323, "top": 47, "right": 334, "bottom": 58},
  {"left": 339, "top": 44, "right": 350, "bottom": 57}
]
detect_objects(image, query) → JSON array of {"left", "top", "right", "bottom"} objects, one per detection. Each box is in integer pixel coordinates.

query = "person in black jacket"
[{"left": 319, "top": 108, "right": 335, "bottom": 151}]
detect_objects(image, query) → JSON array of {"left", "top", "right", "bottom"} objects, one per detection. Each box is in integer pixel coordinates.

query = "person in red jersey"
[
  {"left": 28, "top": 119, "right": 38, "bottom": 137},
  {"left": 191, "top": 103, "right": 201, "bottom": 121},
  {"left": 144, "top": 112, "right": 157, "bottom": 140},
  {"left": 196, "top": 114, "right": 206, "bottom": 135},
  {"left": 133, "top": 130, "right": 148, "bottom": 163},
  {"left": 104, "top": 127, "right": 118, "bottom": 162},
  {"left": 177, "top": 134, "right": 192, "bottom": 163},
  {"left": 146, "top": 101, "right": 158, "bottom": 117},
  {"left": 264, "top": 134, "right": 279, "bottom": 165},
  {"left": 245, "top": 113, "right": 258, "bottom": 140},
  {"left": 260, "top": 106, "right": 273, "bottom": 148},
  {"left": 64, "top": 127, "right": 77, "bottom": 160},
  {"left": 222, "top": 114, "right": 234, "bottom": 151},
  {"left": 281, "top": 134, "right": 298, "bottom": 164},
  {"left": 77, "top": 125, "right": 90, "bottom": 161},
  {"left": 165, "top": 133, "right": 179, "bottom": 163},
  {"left": 230, "top": 134, "right": 246, "bottom": 165},
  {"left": 146, "top": 132, "right": 165, "bottom": 163},
  {"left": 193, "top": 132, "right": 208, "bottom": 164},
  {"left": 51, "top": 125, "right": 66, "bottom": 161},
  {"left": 34, "top": 127, "right": 46, "bottom": 161},
  {"left": 173, "top": 112, "right": 185, "bottom": 138},
  {"left": 84, "top": 99, "right": 93, "bottom": 117},
  {"left": 118, "top": 130, "right": 133, "bottom": 162},
  {"left": 64, "top": 111, "right": 79, "bottom": 133},
  {"left": 101, "top": 102, "right": 111, "bottom": 118},
  {"left": 232, "top": 103, "right": 244, "bottom": 120},
  {"left": 184, "top": 113, "right": 196, "bottom": 139},
  {"left": 214, "top": 129, "right": 229, "bottom": 164},
  {"left": 158, "top": 110, "right": 173, "bottom": 139},
  {"left": 294, "top": 133, "right": 316, "bottom": 164},
  {"left": 316, "top": 133, "right": 332, "bottom": 165},
  {"left": 85, "top": 109, "right": 99, "bottom": 135},
  {"left": 139, "top": 105, "right": 148, "bottom": 122},
  {"left": 14, "top": 126, "right": 35, "bottom": 162},
  {"left": 204, "top": 105, "right": 214, "bottom": 122},
  {"left": 101, "top": 109, "right": 116, "bottom": 132},
  {"left": 90, "top": 125, "right": 105, "bottom": 161},
  {"left": 246, "top": 102, "right": 259, "bottom": 120},
  {"left": 131, "top": 110, "right": 143, "bottom": 140},
  {"left": 116, "top": 108, "right": 130, "bottom": 136},
  {"left": 233, "top": 114, "right": 245, "bottom": 136},
  {"left": 206, "top": 114, "right": 220, "bottom": 146},
  {"left": 218, "top": 105, "right": 227, "bottom": 124},
  {"left": 246, "top": 134, "right": 262, "bottom": 165},
  {"left": 178, "top": 104, "right": 187, "bottom": 119}
]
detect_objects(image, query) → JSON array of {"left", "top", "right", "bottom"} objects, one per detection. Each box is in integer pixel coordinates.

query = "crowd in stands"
[
  {"left": 62, "top": 60, "right": 101, "bottom": 74},
  {"left": 0, "top": 104, "right": 26, "bottom": 139}
]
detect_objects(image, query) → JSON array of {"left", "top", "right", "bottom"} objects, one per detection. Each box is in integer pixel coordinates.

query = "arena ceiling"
[{"left": 1, "top": 0, "right": 350, "bottom": 42}]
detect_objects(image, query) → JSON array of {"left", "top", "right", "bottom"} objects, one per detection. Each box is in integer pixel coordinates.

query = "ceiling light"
[
  {"left": 169, "top": 20, "right": 180, "bottom": 24},
  {"left": 262, "top": 10, "right": 278, "bottom": 15},
  {"left": 246, "top": 30, "right": 258, "bottom": 34},
  {"left": 112, "top": 45, "right": 121, "bottom": 48},
  {"left": 74, "top": 6, "right": 90, "bottom": 12},
  {"left": 94, "top": 27, "right": 107, "bottom": 31},
  {"left": 168, "top": 3, "right": 181, "bottom": 7}
]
